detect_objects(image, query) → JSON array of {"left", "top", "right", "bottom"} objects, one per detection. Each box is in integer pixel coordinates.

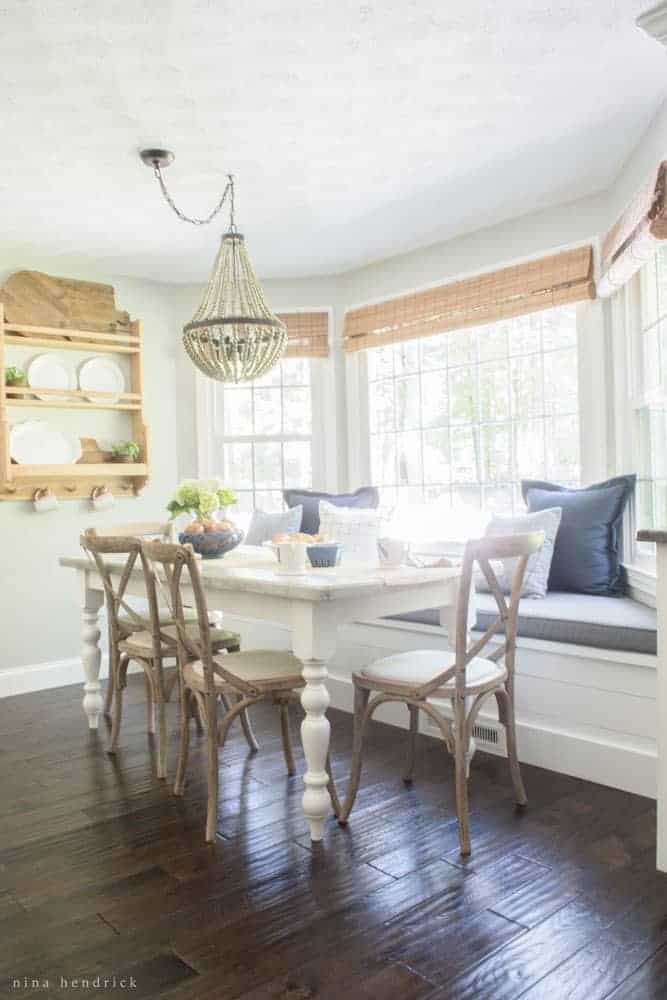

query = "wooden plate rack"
[{"left": 0, "top": 277, "right": 150, "bottom": 501}]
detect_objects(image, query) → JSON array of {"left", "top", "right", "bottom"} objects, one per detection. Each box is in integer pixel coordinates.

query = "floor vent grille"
[
  {"left": 423, "top": 715, "right": 504, "bottom": 751},
  {"left": 472, "top": 723, "right": 500, "bottom": 746}
]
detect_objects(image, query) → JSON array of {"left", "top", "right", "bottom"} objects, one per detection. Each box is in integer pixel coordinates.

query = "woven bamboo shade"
[
  {"left": 598, "top": 162, "right": 667, "bottom": 297},
  {"left": 343, "top": 246, "right": 595, "bottom": 353},
  {"left": 277, "top": 311, "right": 330, "bottom": 358}
]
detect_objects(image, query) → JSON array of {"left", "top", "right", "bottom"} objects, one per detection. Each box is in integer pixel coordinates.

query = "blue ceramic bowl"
[
  {"left": 179, "top": 529, "right": 244, "bottom": 559},
  {"left": 307, "top": 543, "right": 342, "bottom": 568}
]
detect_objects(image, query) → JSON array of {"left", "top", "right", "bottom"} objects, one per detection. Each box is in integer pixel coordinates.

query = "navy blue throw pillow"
[
  {"left": 521, "top": 475, "right": 636, "bottom": 596},
  {"left": 283, "top": 486, "right": 380, "bottom": 535}
]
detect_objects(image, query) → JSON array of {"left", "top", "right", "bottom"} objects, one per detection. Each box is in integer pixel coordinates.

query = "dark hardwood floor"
[{"left": 1, "top": 675, "right": 666, "bottom": 999}]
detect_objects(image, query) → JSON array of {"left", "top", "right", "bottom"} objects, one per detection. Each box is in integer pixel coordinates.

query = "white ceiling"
[{"left": 1, "top": 1, "right": 665, "bottom": 282}]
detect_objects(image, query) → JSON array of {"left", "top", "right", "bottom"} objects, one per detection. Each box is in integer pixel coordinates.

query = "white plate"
[
  {"left": 10, "top": 420, "right": 82, "bottom": 465},
  {"left": 78, "top": 356, "right": 125, "bottom": 403},
  {"left": 27, "top": 354, "right": 74, "bottom": 401}
]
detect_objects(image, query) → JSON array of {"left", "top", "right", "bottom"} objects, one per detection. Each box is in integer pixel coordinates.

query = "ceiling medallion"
[{"left": 141, "top": 149, "right": 287, "bottom": 383}]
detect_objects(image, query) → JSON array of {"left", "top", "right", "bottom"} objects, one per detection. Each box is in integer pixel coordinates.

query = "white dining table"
[{"left": 59, "top": 551, "right": 471, "bottom": 841}]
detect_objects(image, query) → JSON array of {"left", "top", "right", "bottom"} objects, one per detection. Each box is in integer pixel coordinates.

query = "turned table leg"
[
  {"left": 81, "top": 584, "right": 105, "bottom": 730},
  {"left": 293, "top": 604, "right": 336, "bottom": 843},
  {"left": 300, "top": 657, "right": 332, "bottom": 842}
]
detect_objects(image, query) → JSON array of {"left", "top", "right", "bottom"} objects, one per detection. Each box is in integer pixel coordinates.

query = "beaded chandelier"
[{"left": 141, "top": 149, "right": 287, "bottom": 383}]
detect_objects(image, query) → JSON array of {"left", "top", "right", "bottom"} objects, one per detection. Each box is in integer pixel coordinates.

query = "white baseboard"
[
  {"left": 0, "top": 655, "right": 150, "bottom": 699},
  {"left": 0, "top": 657, "right": 102, "bottom": 698}
]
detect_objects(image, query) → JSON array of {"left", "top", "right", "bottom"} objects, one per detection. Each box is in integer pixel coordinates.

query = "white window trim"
[
  {"left": 576, "top": 299, "right": 612, "bottom": 485},
  {"left": 345, "top": 349, "right": 371, "bottom": 490},
  {"left": 195, "top": 307, "right": 338, "bottom": 496},
  {"left": 609, "top": 262, "right": 661, "bottom": 601}
]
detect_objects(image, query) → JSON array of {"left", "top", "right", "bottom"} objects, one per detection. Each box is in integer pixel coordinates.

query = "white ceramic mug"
[
  {"left": 90, "top": 486, "right": 116, "bottom": 512},
  {"left": 32, "top": 488, "right": 58, "bottom": 513},
  {"left": 378, "top": 536, "right": 408, "bottom": 567},
  {"left": 278, "top": 540, "right": 308, "bottom": 573}
]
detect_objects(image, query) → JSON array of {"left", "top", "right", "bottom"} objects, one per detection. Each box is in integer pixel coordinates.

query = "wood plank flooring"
[{"left": 1, "top": 675, "right": 666, "bottom": 999}]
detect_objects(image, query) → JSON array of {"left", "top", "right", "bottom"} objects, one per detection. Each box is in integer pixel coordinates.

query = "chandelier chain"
[{"left": 153, "top": 166, "right": 234, "bottom": 227}]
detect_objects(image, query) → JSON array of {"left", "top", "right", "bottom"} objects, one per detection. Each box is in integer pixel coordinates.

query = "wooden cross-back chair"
[
  {"left": 334, "top": 531, "right": 544, "bottom": 856},
  {"left": 92, "top": 521, "right": 178, "bottom": 542},
  {"left": 81, "top": 528, "right": 241, "bottom": 780},
  {"left": 92, "top": 521, "right": 178, "bottom": 718},
  {"left": 141, "top": 539, "right": 306, "bottom": 843}
]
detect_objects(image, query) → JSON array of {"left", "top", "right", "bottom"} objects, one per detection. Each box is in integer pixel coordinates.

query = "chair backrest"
[
  {"left": 417, "top": 531, "right": 544, "bottom": 699},
  {"left": 80, "top": 528, "right": 147, "bottom": 649},
  {"left": 90, "top": 521, "right": 177, "bottom": 542},
  {"left": 140, "top": 540, "right": 252, "bottom": 697}
]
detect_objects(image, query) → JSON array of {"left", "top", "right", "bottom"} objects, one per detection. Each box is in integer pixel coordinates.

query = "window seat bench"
[{"left": 388, "top": 591, "right": 657, "bottom": 656}]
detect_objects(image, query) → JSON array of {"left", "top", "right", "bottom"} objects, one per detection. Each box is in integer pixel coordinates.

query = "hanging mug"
[
  {"left": 32, "top": 487, "right": 58, "bottom": 513},
  {"left": 90, "top": 486, "right": 116, "bottom": 512}
]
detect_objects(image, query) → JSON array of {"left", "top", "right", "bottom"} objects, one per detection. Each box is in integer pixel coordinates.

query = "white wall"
[
  {"left": 341, "top": 192, "right": 607, "bottom": 307},
  {"left": 0, "top": 258, "right": 182, "bottom": 671},
  {"left": 604, "top": 98, "right": 667, "bottom": 225}
]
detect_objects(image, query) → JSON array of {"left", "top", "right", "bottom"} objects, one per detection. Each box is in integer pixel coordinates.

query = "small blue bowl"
[{"left": 307, "top": 543, "right": 342, "bottom": 568}]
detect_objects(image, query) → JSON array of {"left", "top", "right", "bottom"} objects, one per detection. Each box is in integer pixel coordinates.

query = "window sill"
[{"left": 623, "top": 562, "right": 657, "bottom": 607}]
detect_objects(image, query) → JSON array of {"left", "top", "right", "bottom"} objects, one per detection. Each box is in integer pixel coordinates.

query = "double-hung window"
[
  {"left": 624, "top": 247, "right": 667, "bottom": 561},
  {"left": 209, "top": 357, "right": 316, "bottom": 513},
  {"left": 365, "top": 305, "right": 580, "bottom": 515}
]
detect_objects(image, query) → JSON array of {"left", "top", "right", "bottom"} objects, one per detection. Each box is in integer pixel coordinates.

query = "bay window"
[{"left": 365, "top": 305, "right": 580, "bottom": 516}]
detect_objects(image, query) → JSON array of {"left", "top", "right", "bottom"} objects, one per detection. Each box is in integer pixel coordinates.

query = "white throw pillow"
[
  {"left": 318, "top": 500, "right": 382, "bottom": 567},
  {"left": 479, "top": 507, "right": 562, "bottom": 599},
  {"left": 244, "top": 505, "right": 303, "bottom": 546}
]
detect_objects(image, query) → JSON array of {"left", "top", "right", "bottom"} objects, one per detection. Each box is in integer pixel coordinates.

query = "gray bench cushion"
[{"left": 387, "top": 591, "right": 657, "bottom": 655}]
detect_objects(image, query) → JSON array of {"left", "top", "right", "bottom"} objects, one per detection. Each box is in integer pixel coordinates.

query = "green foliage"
[
  {"left": 5, "top": 366, "right": 26, "bottom": 386},
  {"left": 111, "top": 440, "right": 140, "bottom": 461},
  {"left": 167, "top": 478, "right": 237, "bottom": 521}
]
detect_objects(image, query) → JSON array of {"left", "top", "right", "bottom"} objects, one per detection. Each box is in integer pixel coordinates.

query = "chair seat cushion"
[
  {"left": 360, "top": 649, "right": 506, "bottom": 693},
  {"left": 184, "top": 650, "right": 304, "bottom": 692},
  {"left": 476, "top": 591, "right": 657, "bottom": 655},
  {"left": 118, "top": 607, "right": 197, "bottom": 633},
  {"left": 120, "top": 625, "right": 240, "bottom": 658},
  {"left": 387, "top": 592, "right": 657, "bottom": 656}
]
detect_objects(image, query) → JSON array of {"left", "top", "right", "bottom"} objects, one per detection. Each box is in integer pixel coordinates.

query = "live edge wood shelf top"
[{"left": 0, "top": 271, "right": 150, "bottom": 501}]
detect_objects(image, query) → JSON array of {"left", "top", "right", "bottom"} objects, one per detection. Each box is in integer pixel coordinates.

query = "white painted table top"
[{"left": 59, "top": 552, "right": 462, "bottom": 604}]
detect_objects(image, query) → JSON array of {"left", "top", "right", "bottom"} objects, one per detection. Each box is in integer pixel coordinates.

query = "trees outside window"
[{"left": 367, "top": 305, "right": 580, "bottom": 515}]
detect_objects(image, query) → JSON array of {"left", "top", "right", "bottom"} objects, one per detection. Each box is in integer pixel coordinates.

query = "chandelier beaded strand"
[{"left": 141, "top": 149, "right": 288, "bottom": 383}]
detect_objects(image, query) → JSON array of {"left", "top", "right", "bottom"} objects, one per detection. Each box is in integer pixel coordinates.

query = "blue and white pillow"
[
  {"left": 318, "top": 501, "right": 382, "bottom": 566},
  {"left": 479, "top": 507, "right": 562, "bottom": 599},
  {"left": 244, "top": 505, "right": 303, "bottom": 546}
]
